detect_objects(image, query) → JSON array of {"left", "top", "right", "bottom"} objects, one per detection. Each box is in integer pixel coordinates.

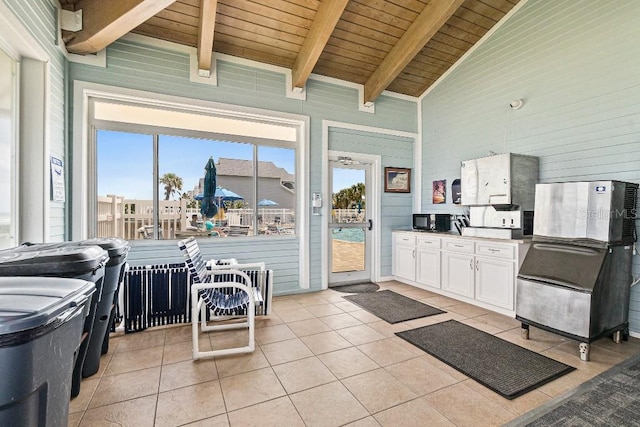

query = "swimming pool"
[{"left": 331, "top": 227, "right": 365, "bottom": 243}]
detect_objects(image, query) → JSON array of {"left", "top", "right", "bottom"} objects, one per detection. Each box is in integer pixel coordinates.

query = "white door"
[{"left": 328, "top": 159, "right": 372, "bottom": 285}]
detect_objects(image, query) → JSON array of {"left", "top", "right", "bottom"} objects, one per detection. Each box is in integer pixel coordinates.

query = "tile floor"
[{"left": 68, "top": 280, "right": 640, "bottom": 427}]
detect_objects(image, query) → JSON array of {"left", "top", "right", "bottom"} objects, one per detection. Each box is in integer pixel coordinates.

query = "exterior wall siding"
[
  {"left": 69, "top": 38, "right": 417, "bottom": 295},
  {"left": 420, "top": 0, "right": 640, "bottom": 333},
  {"left": 4, "top": 0, "right": 67, "bottom": 241}
]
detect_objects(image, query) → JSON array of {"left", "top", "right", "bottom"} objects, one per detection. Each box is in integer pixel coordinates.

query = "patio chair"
[{"left": 178, "top": 236, "right": 262, "bottom": 359}]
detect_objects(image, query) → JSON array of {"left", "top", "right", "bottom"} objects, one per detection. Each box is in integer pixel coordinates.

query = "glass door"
[{"left": 329, "top": 159, "right": 371, "bottom": 285}]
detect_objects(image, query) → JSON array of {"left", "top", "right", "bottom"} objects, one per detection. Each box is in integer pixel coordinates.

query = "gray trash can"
[
  {"left": 0, "top": 245, "right": 108, "bottom": 398},
  {"left": 0, "top": 276, "right": 95, "bottom": 427},
  {"left": 70, "top": 238, "right": 129, "bottom": 376}
]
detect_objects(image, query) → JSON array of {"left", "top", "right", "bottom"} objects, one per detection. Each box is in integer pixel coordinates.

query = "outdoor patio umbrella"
[
  {"left": 199, "top": 157, "right": 218, "bottom": 219},
  {"left": 257, "top": 199, "right": 278, "bottom": 206}
]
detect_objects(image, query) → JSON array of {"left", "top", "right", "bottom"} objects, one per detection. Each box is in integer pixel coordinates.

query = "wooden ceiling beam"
[
  {"left": 291, "top": 0, "right": 349, "bottom": 90},
  {"left": 197, "top": 0, "right": 217, "bottom": 76},
  {"left": 65, "top": 0, "right": 177, "bottom": 54},
  {"left": 363, "top": 0, "right": 464, "bottom": 104}
]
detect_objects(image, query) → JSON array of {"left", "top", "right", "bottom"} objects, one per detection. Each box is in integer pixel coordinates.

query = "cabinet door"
[
  {"left": 394, "top": 244, "right": 416, "bottom": 282},
  {"left": 442, "top": 252, "right": 474, "bottom": 298},
  {"left": 475, "top": 257, "right": 514, "bottom": 310},
  {"left": 416, "top": 248, "right": 440, "bottom": 288}
]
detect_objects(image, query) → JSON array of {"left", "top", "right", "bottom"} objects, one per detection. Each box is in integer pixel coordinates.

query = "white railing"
[
  {"left": 97, "top": 196, "right": 294, "bottom": 240},
  {"left": 332, "top": 208, "right": 366, "bottom": 223}
]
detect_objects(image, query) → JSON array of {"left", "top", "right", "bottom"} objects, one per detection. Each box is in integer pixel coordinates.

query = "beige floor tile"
[
  {"left": 93, "top": 350, "right": 114, "bottom": 378},
  {"left": 347, "top": 309, "right": 383, "bottom": 324},
  {"left": 182, "top": 414, "right": 229, "bottom": 426},
  {"left": 287, "top": 317, "right": 334, "bottom": 337},
  {"left": 385, "top": 357, "right": 459, "bottom": 395},
  {"left": 320, "top": 312, "right": 363, "bottom": 330},
  {"left": 446, "top": 302, "right": 491, "bottom": 319},
  {"left": 227, "top": 396, "right": 305, "bottom": 427},
  {"left": 274, "top": 307, "right": 316, "bottom": 323},
  {"left": 255, "top": 323, "right": 296, "bottom": 345},
  {"left": 214, "top": 347, "right": 270, "bottom": 378},
  {"left": 336, "top": 324, "right": 387, "bottom": 346},
  {"left": 155, "top": 380, "right": 226, "bottom": 427},
  {"left": 305, "top": 303, "right": 345, "bottom": 317},
  {"left": 219, "top": 367, "right": 286, "bottom": 411},
  {"left": 473, "top": 312, "right": 521, "bottom": 331},
  {"left": 535, "top": 372, "right": 582, "bottom": 398},
  {"left": 115, "top": 329, "right": 166, "bottom": 353},
  {"left": 104, "top": 345, "right": 163, "bottom": 376},
  {"left": 68, "top": 410, "right": 82, "bottom": 427},
  {"left": 421, "top": 295, "right": 461, "bottom": 309},
  {"left": 358, "top": 338, "right": 419, "bottom": 366},
  {"left": 162, "top": 338, "right": 211, "bottom": 365},
  {"left": 374, "top": 396, "right": 455, "bottom": 427},
  {"left": 159, "top": 358, "right": 218, "bottom": 392},
  {"left": 404, "top": 311, "right": 465, "bottom": 329},
  {"left": 367, "top": 320, "right": 413, "bottom": 338},
  {"left": 69, "top": 377, "right": 100, "bottom": 414},
  {"left": 300, "top": 330, "right": 353, "bottom": 354},
  {"left": 318, "top": 347, "right": 380, "bottom": 379},
  {"left": 208, "top": 329, "right": 252, "bottom": 352},
  {"left": 290, "top": 381, "right": 369, "bottom": 427},
  {"left": 399, "top": 288, "right": 440, "bottom": 300},
  {"left": 294, "top": 293, "right": 333, "bottom": 307},
  {"left": 423, "top": 382, "right": 516, "bottom": 426},
  {"left": 273, "top": 356, "right": 337, "bottom": 393},
  {"left": 463, "top": 379, "right": 552, "bottom": 417},
  {"left": 420, "top": 354, "right": 468, "bottom": 381},
  {"left": 591, "top": 335, "right": 640, "bottom": 356},
  {"left": 80, "top": 395, "right": 157, "bottom": 427},
  {"left": 457, "top": 318, "right": 504, "bottom": 335},
  {"left": 164, "top": 324, "right": 192, "bottom": 345},
  {"left": 496, "top": 326, "right": 570, "bottom": 353},
  {"left": 333, "top": 300, "right": 362, "bottom": 313},
  {"left": 342, "top": 368, "right": 417, "bottom": 413},
  {"left": 88, "top": 366, "right": 160, "bottom": 408},
  {"left": 344, "top": 416, "right": 382, "bottom": 427},
  {"left": 255, "top": 313, "right": 284, "bottom": 328},
  {"left": 261, "top": 337, "right": 314, "bottom": 365}
]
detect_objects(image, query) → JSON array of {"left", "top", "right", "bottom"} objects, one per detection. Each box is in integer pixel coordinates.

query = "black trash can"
[
  {"left": 0, "top": 245, "right": 108, "bottom": 398},
  {"left": 0, "top": 276, "right": 95, "bottom": 427},
  {"left": 70, "top": 238, "right": 129, "bottom": 376}
]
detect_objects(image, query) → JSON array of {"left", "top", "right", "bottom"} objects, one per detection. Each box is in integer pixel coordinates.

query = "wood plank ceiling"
[{"left": 61, "top": 0, "right": 520, "bottom": 102}]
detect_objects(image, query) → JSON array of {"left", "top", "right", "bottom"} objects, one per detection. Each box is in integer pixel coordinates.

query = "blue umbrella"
[
  {"left": 195, "top": 186, "right": 243, "bottom": 207},
  {"left": 199, "top": 157, "right": 218, "bottom": 218},
  {"left": 258, "top": 199, "right": 278, "bottom": 206}
]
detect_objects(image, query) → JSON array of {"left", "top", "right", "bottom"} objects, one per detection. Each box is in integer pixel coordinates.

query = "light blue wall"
[
  {"left": 420, "top": 0, "right": 640, "bottom": 333},
  {"left": 4, "top": 0, "right": 67, "bottom": 241},
  {"left": 68, "top": 38, "right": 418, "bottom": 295}
]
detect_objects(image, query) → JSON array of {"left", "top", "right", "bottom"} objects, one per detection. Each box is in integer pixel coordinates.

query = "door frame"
[
  {"left": 328, "top": 157, "right": 372, "bottom": 285},
  {"left": 322, "top": 121, "right": 384, "bottom": 290}
]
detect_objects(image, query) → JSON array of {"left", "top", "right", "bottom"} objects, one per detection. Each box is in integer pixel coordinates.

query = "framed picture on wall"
[
  {"left": 384, "top": 167, "right": 411, "bottom": 193},
  {"left": 433, "top": 179, "right": 446, "bottom": 204}
]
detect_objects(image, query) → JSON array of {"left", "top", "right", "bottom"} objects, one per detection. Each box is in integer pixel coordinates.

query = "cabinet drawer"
[
  {"left": 394, "top": 233, "right": 416, "bottom": 246},
  {"left": 476, "top": 242, "right": 515, "bottom": 260},
  {"left": 443, "top": 239, "right": 474, "bottom": 253},
  {"left": 417, "top": 236, "right": 440, "bottom": 248}
]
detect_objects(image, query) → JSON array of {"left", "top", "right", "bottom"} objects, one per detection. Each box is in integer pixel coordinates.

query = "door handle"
[{"left": 367, "top": 219, "right": 373, "bottom": 230}]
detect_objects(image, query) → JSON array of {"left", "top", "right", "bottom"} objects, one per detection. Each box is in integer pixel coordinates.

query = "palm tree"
[{"left": 159, "top": 173, "right": 183, "bottom": 200}]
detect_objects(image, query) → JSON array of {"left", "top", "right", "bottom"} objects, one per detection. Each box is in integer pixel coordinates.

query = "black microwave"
[{"left": 413, "top": 214, "right": 451, "bottom": 232}]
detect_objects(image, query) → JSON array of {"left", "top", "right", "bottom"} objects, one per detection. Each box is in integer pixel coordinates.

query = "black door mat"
[
  {"left": 506, "top": 351, "right": 640, "bottom": 426},
  {"left": 331, "top": 282, "right": 380, "bottom": 293},
  {"left": 396, "top": 320, "right": 575, "bottom": 400},
  {"left": 343, "top": 289, "right": 445, "bottom": 324}
]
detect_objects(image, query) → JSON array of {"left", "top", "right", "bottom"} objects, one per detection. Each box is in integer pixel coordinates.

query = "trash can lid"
[
  {"left": 0, "top": 246, "right": 109, "bottom": 277},
  {"left": 75, "top": 238, "right": 130, "bottom": 257},
  {"left": 0, "top": 276, "right": 96, "bottom": 336}
]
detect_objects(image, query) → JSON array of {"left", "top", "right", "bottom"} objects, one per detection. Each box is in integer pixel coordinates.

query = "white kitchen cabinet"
[
  {"left": 393, "top": 233, "right": 416, "bottom": 282},
  {"left": 442, "top": 251, "right": 475, "bottom": 298},
  {"left": 391, "top": 231, "right": 528, "bottom": 316},
  {"left": 475, "top": 256, "right": 514, "bottom": 310}
]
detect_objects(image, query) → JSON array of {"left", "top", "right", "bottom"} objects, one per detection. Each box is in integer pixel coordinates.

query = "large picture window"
[{"left": 93, "top": 103, "right": 297, "bottom": 241}]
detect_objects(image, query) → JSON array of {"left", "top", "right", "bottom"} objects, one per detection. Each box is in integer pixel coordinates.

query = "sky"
[{"left": 98, "top": 130, "right": 365, "bottom": 200}]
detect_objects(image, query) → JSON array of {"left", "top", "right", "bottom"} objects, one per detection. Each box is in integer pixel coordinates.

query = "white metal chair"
[{"left": 178, "top": 236, "right": 261, "bottom": 359}]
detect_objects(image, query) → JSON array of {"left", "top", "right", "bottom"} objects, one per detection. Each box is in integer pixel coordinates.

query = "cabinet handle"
[
  {"left": 488, "top": 248, "right": 500, "bottom": 253},
  {"left": 469, "top": 259, "right": 473, "bottom": 269},
  {"left": 454, "top": 244, "right": 464, "bottom": 248},
  {"left": 412, "top": 249, "right": 415, "bottom": 258},
  {"left": 476, "top": 260, "right": 479, "bottom": 271}
]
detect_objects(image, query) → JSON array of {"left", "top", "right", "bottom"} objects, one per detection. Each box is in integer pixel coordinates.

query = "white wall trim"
[
  {"left": 415, "top": 101, "right": 423, "bottom": 212},
  {"left": 73, "top": 80, "right": 310, "bottom": 288},
  {"left": 0, "top": 1, "right": 49, "bottom": 61},
  {"left": 119, "top": 33, "right": 419, "bottom": 105},
  {"left": 321, "top": 120, "right": 418, "bottom": 289},
  {"left": 419, "top": 0, "right": 529, "bottom": 100}
]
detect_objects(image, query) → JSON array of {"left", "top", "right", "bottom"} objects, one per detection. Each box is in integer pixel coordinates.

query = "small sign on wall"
[{"left": 50, "top": 155, "right": 65, "bottom": 202}]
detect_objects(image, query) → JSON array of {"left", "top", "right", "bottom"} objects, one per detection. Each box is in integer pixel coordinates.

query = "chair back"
[{"left": 177, "top": 237, "right": 209, "bottom": 284}]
